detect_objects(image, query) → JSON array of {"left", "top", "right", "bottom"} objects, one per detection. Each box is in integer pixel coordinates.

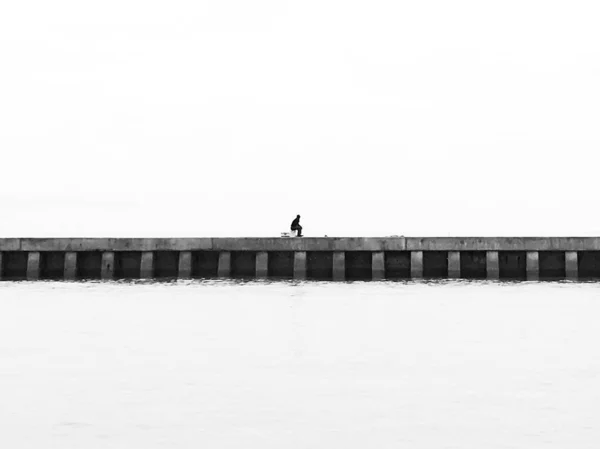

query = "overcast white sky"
[{"left": 1, "top": 0, "right": 599, "bottom": 237}]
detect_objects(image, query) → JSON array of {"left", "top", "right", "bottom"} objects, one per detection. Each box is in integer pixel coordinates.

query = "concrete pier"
[
  {"left": 293, "top": 251, "right": 307, "bottom": 280},
  {"left": 372, "top": 252, "right": 385, "bottom": 280},
  {"left": 2, "top": 237, "right": 600, "bottom": 281},
  {"left": 526, "top": 251, "right": 539, "bottom": 281},
  {"left": 64, "top": 252, "right": 77, "bottom": 280},
  {"left": 218, "top": 251, "right": 231, "bottom": 278},
  {"left": 101, "top": 251, "right": 114, "bottom": 280},
  {"left": 178, "top": 251, "right": 192, "bottom": 279},
  {"left": 27, "top": 252, "right": 40, "bottom": 280},
  {"left": 140, "top": 251, "right": 154, "bottom": 279},
  {"left": 256, "top": 252, "right": 268, "bottom": 278},
  {"left": 565, "top": 251, "right": 578, "bottom": 280},
  {"left": 448, "top": 251, "right": 460, "bottom": 279},
  {"left": 411, "top": 251, "right": 423, "bottom": 279},
  {"left": 332, "top": 251, "right": 345, "bottom": 281},
  {"left": 486, "top": 251, "right": 500, "bottom": 280}
]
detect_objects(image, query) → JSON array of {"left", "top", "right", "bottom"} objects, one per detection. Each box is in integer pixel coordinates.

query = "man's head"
[{"left": 297, "top": 215, "right": 300, "bottom": 218}]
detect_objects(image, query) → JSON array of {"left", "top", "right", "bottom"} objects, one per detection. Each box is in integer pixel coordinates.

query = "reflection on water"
[{"left": 1, "top": 280, "right": 600, "bottom": 448}]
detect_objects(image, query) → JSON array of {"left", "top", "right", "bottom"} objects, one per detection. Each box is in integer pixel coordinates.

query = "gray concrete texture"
[
  {"left": 5, "top": 237, "right": 600, "bottom": 252},
  {"left": 3, "top": 238, "right": 600, "bottom": 281}
]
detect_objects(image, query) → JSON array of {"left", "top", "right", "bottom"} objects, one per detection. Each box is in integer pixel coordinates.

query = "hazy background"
[{"left": 1, "top": 0, "right": 599, "bottom": 237}]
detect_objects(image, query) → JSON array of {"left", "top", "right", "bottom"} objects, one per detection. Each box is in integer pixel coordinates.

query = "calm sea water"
[{"left": 1, "top": 280, "right": 599, "bottom": 448}]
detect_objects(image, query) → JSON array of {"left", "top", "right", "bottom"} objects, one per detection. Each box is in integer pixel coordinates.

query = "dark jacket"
[{"left": 291, "top": 217, "right": 300, "bottom": 228}]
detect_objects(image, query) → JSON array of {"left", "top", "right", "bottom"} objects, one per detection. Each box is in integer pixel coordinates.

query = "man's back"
[{"left": 290, "top": 215, "right": 302, "bottom": 236}]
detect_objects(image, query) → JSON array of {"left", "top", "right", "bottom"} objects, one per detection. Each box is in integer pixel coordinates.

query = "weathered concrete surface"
[
  {"left": 18, "top": 238, "right": 213, "bottom": 252},
  {"left": 486, "top": 251, "right": 500, "bottom": 280},
  {"left": 256, "top": 252, "right": 268, "bottom": 277},
  {"left": 411, "top": 251, "right": 423, "bottom": 278},
  {"left": 526, "top": 251, "right": 540, "bottom": 281},
  {"left": 64, "top": 252, "right": 77, "bottom": 280},
  {"left": 406, "top": 237, "right": 600, "bottom": 251},
  {"left": 217, "top": 252, "right": 231, "bottom": 277},
  {"left": 27, "top": 252, "right": 40, "bottom": 280},
  {"left": 211, "top": 237, "right": 406, "bottom": 252},
  {"left": 565, "top": 251, "right": 578, "bottom": 280},
  {"left": 293, "top": 252, "right": 307, "bottom": 280},
  {"left": 101, "top": 252, "right": 114, "bottom": 280},
  {"left": 0, "top": 239, "right": 20, "bottom": 251},
  {"left": 332, "top": 251, "right": 345, "bottom": 281},
  {"left": 178, "top": 251, "right": 192, "bottom": 279},
  {"left": 448, "top": 251, "right": 460, "bottom": 278},
  {"left": 140, "top": 252, "right": 154, "bottom": 278},
  {"left": 5, "top": 237, "right": 600, "bottom": 252},
  {"left": 5, "top": 237, "right": 600, "bottom": 281},
  {"left": 372, "top": 252, "right": 385, "bottom": 280}
]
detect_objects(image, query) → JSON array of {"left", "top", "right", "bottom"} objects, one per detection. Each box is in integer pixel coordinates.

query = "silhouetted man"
[{"left": 291, "top": 214, "right": 303, "bottom": 237}]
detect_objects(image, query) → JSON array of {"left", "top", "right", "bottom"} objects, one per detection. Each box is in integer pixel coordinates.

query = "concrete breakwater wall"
[{"left": 2, "top": 237, "right": 600, "bottom": 281}]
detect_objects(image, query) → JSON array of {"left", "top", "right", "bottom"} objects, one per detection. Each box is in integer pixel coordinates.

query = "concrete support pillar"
[
  {"left": 178, "top": 251, "right": 192, "bottom": 279},
  {"left": 448, "top": 251, "right": 461, "bottom": 279},
  {"left": 333, "top": 251, "right": 345, "bottom": 281},
  {"left": 565, "top": 251, "right": 578, "bottom": 280},
  {"left": 64, "top": 252, "right": 78, "bottom": 281},
  {"left": 27, "top": 252, "right": 40, "bottom": 281},
  {"left": 218, "top": 251, "right": 231, "bottom": 277},
  {"left": 526, "top": 251, "right": 539, "bottom": 281},
  {"left": 101, "top": 251, "right": 115, "bottom": 280},
  {"left": 486, "top": 251, "right": 500, "bottom": 280},
  {"left": 293, "top": 252, "right": 307, "bottom": 280},
  {"left": 256, "top": 252, "right": 268, "bottom": 278},
  {"left": 411, "top": 251, "right": 423, "bottom": 279},
  {"left": 0, "top": 252, "right": 3, "bottom": 281},
  {"left": 372, "top": 251, "right": 385, "bottom": 280},
  {"left": 140, "top": 251, "right": 154, "bottom": 279}
]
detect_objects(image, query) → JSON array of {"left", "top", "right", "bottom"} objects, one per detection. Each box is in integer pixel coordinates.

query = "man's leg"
[{"left": 297, "top": 225, "right": 302, "bottom": 237}]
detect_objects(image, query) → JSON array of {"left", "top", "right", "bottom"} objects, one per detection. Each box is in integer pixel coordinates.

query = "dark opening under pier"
[{"left": 0, "top": 237, "right": 599, "bottom": 281}]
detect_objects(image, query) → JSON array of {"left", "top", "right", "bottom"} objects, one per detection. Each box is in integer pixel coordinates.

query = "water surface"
[{"left": 1, "top": 280, "right": 599, "bottom": 448}]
